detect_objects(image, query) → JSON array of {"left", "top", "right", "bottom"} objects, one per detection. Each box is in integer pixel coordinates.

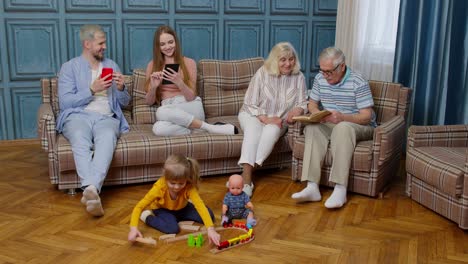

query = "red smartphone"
[{"left": 101, "top": 67, "right": 113, "bottom": 81}]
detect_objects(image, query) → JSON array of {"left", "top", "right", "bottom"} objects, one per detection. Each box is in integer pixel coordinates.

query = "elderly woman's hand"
[
  {"left": 286, "top": 107, "right": 304, "bottom": 124},
  {"left": 257, "top": 115, "right": 283, "bottom": 128},
  {"left": 268, "top": 116, "right": 283, "bottom": 128}
]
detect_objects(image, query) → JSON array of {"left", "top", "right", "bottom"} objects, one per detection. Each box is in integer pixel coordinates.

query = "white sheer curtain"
[{"left": 335, "top": 0, "right": 400, "bottom": 81}]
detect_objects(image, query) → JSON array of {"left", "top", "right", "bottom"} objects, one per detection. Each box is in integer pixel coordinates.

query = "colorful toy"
[
  {"left": 187, "top": 234, "right": 195, "bottom": 247},
  {"left": 210, "top": 222, "right": 254, "bottom": 254},
  {"left": 159, "top": 221, "right": 254, "bottom": 253}
]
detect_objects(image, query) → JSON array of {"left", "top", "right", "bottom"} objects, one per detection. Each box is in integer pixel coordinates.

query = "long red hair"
[{"left": 146, "top": 25, "right": 192, "bottom": 103}]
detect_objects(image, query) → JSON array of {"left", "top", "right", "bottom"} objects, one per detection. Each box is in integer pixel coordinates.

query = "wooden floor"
[{"left": 0, "top": 141, "right": 467, "bottom": 264}]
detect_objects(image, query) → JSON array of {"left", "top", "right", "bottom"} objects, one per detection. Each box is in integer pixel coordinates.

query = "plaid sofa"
[
  {"left": 288, "top": 81, "right": 412, "bottom": 197},
  {"left": 406, "top": 125, "right": 468, "bottom": 229},
  {"left": 37, "top": 57, "right": 292, "bottom": 193}
]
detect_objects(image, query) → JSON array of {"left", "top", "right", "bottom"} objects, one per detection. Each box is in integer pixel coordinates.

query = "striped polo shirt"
[{"left": 309, "top": 67, "right": 377, "bottom": 127}]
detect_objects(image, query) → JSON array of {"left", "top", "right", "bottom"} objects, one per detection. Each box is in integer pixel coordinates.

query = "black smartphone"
[{"left": 162, "top": 64, "right": 180, "bottom": 84}]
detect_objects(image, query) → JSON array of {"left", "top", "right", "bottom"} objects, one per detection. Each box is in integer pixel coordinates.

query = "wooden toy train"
[{"left": 211, "top": 222, "right": 254, "bottom": 253}]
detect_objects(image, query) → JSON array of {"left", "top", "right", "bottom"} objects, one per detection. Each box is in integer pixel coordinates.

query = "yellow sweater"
[{"left": 129, "top": 177, "right": 214, "bottom": 228}]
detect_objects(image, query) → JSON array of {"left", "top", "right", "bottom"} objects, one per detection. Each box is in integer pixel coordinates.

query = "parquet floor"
[{"left": 0, "top": 140, "right": 466, "bottom": 264}]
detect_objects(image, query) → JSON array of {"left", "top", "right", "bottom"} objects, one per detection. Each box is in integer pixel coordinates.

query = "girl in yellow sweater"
[{"left": 128, "top": 154, "right": 220, "bottom": 245}]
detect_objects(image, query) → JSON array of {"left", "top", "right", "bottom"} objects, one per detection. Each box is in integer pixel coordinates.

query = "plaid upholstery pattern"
[
  {"left": 50, "top": 78, "right": 60, "bottom": 117},
  {"left": 40, "top": 78, "right": 51, "bottom": 104},
  {"left": 288, "top": 80, "right": 412, "bottom": 197},
  {"left": 37, "top": 58, "right": 292, "bottom": 191},
  {"left": 122, "top": 74, "right": 134, "bottom": 113},
  {"left": 57, "top": 122, "right": 290, "bottom": 171},
  {"left": 406, "top": 124, "right": 468, "bottom": 229},
  {"left": 132, "top": 69, "right": 158, "bottom": 124},
  {"left": 198, "top": 57, "right": 264, "bottom": 118},
  {"left": 370, "top": 81, "right": 402, "bottom": 124},
  {"left": 407, "top": 146, "right": 465, "bottom": 197}
]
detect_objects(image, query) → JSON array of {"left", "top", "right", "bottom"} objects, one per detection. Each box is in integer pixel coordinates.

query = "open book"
[{"left": 292, "top": 110, "right": 331, "bottom": 123}]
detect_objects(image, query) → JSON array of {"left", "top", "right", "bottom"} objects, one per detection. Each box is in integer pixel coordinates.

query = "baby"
[{"left": 222, "top": 174, "right": 256, "bottom": 226}]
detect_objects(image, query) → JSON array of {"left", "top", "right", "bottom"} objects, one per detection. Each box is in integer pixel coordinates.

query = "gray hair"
[
  {"left": 318, "top": 46, "right": 346, "bottom": 67},
  {"left": 264, "top": 42, "right": 301, "bottom": 76},
  {"left": 79, "top": 24, "right": 105, "bottom": 42}
]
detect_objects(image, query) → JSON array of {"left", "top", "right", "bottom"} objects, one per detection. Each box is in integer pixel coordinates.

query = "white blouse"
[{"left": 240, "top": 66, "right": 308, "bottom": 119}]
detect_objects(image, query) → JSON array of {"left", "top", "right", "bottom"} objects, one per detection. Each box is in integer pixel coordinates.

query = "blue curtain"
[{"left": 393, "top": 0, "right": 467, "bottom": 125}]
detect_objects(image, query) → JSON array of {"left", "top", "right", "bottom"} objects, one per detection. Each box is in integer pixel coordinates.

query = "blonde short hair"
[
  {"left": 79, "top": 24, "right": 105, "bottom": 43},
  {"left": 264, "top": 42, "right": 301, "bottom": 76}
]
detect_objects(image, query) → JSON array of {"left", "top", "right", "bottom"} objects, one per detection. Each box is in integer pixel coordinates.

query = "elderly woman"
[{"left": 237, "top": 42, "right": 308, "bottom": 197}]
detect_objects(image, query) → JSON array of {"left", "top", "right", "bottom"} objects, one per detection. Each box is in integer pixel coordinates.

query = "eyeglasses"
[{"left": 319, "top": 63, "right": 342, "bottom": 76}]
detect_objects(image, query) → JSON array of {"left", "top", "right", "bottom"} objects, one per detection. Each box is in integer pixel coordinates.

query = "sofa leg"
[{"left": 67, "top": 188, "right": 76, "bottom": 196}]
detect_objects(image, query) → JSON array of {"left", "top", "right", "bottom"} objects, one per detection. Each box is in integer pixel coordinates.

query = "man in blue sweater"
[{"left": 57, "top": 24, "right": 130, "bottom": 216}]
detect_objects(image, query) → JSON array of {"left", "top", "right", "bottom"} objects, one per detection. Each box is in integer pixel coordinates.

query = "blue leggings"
[{"left": 146, "top": 203, "right": 215, "bottom": 234}]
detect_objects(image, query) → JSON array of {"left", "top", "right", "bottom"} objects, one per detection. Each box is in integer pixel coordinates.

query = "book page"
[{"left": 292, "top": 110, "right": 331, "bottom": 123}]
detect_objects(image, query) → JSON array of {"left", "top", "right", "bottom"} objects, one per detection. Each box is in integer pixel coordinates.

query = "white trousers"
[
  {"left": 238, "top": 111, "right": 287, "bottom": 166},
  {"left": 153, "top": 95, "right": 205, "bottom": 136}
]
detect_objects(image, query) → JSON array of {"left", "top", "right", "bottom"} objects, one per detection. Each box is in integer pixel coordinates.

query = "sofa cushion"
[
  {"left": 407, "top": 146, "right": 466, "bottom": 197},
  {"left": 132, "top": 69, "right": 158, "bottom": 124},
  {"left": 292, "top": 138, "right": 373, "bottom": 173},
  {"left": 56, "top": 117, "right": 290, "bottom": 172},
  {"left": 198, "top": 57, "right": 264, "bottom": 118}
]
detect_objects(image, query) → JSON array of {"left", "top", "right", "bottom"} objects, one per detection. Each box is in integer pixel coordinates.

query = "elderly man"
[
  {"left": 57, "top": 25, "right": 130, "bottom": 216},
  {"left": 291, "top": 47, "right": 376, "bottom": 208}
]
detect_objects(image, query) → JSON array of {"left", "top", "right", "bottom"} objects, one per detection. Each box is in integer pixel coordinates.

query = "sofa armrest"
[
  {"left": 407, "top": 124, "right": 468, "bottom": 149},
  {"left": 37, "top": 103, "right": 56, "bottom": 152},
  {"left": 372, "top": 115, "right": 406, "bottom": 165},
  {"left": 464, "top": 156, "right": 468, "bottom": 196},
  {"left": 288, "top": 122, "right": 305, "bottom": 150}
]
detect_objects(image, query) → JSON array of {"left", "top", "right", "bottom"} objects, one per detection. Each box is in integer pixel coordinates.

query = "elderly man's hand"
[{"left": 322, "top": 110, "right": 344, "bottom": 124}]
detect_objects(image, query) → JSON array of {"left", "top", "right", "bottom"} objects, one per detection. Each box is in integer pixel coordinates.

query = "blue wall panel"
[
  {"left": 271, "top": 0, "right": 308, "bottom": 15},
  {"left": 4, "top": 0, "right": 58, "bottom": 12},
  {"left": 11, "top": 88, "right": 41, "bottom": 138},
  {"left": 65, "top": 0, "right": 114, "bottom": 13},
  {"left": 311, "top": 21, "right": 336, "bottom": 71},
  {"left": 123, "top": 21, "right": 167, "bottom": 73},
  {"left": 225, "top": 21, "right": 264, "bottom": 60},
  {"left": 177, "top": 21, "right": 218, "bottom": 61},
  {"left": 176, "top": 0, "right": 217, "bottom": 13},
  {"left": 6, "top": 20, "right": 60, "bottom": 80},
  {"left": 122, "top": 0, "right": 168, "bottom": 13},
  {"left": 0, "top": 0, "right": 337, "bottom": 139},
  {"left": 314, "top": 0, "right": 338, "bottom": 15},
  {"left": 270, "top": 21, "right": 307, "bottom": 66},
  {"left": 225, "top": 0, "right": 264, "bottom": 14}
]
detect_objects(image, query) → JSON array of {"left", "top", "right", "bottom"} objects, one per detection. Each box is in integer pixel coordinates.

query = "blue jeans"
[
  {"left": 62, "top": 111, "right": 120, "bottom": 192},
  {"left": 146, "top": 203, "right": 215, "bottom": 234}
]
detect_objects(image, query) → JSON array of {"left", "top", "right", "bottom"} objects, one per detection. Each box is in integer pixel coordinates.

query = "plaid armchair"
[
  {"left": 288, "top": 81, "right": 412, "bottom": 197},
  {"left": 406, "top": 125, "right": 468, "bottom": 229}
]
